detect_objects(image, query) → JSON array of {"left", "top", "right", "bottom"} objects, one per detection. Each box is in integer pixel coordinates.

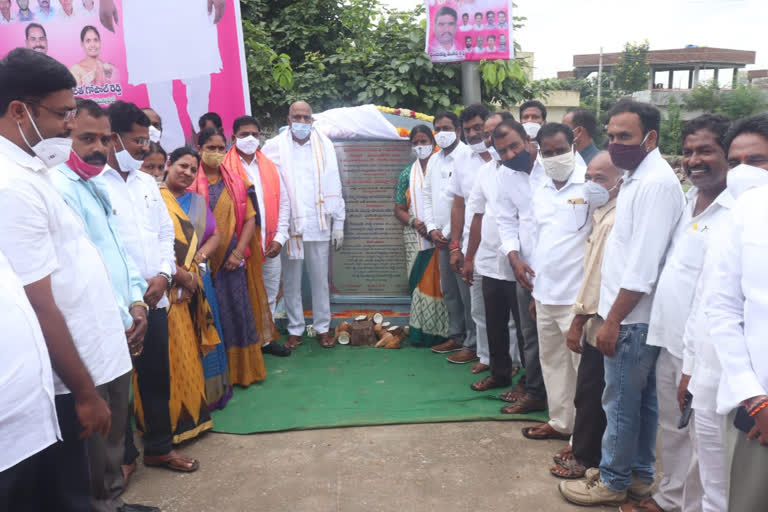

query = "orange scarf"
[{"left": 223, "top": 146, "right": 281, "bottom": 248}]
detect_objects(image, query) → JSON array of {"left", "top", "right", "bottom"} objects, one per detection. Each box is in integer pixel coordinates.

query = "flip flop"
[
  {"left": 144, "top": 451, "right": 199, "bottom": 473},
  {"left": 521, "top": 424, "right": 571, "bottom": 441},
  {"left": 550, "top": 458, "right": 587, "bottom": 479}
]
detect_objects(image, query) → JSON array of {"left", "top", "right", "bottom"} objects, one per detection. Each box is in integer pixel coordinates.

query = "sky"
[{"left": 381, "top": 0, "right": 768, "bottom": 82}]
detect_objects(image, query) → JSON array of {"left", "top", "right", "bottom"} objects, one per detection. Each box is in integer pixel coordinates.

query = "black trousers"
[
  {"left": 19, "top": 394, "right": 92, "bottom": 511},
  {"left": 128, "top": 308, "right": 173, "bottom": 457},
  {"left": 482, "top": 276, "right": 524, "bottom": 384},
  {"left": 572, "top": 342, "right": 606, "bottom": 469}
]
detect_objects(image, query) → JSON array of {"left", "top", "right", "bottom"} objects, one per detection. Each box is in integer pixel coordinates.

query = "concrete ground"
[{"left": 124, "top": 421, "right": 617, "bottom": 512}]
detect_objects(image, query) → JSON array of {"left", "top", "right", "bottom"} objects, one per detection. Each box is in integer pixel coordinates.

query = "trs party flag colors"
[{"left": 425, "top": 0, "right": 514, "bottom": 63}]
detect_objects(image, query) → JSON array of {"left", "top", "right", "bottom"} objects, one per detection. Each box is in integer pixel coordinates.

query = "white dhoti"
[
  {"left": 281, "top": 241, "right": 331, "bottom": 336},
  {"left": 261, "top": 254, "right": 282, "bottom": 316}
]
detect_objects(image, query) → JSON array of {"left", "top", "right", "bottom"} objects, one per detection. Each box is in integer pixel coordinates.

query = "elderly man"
[
  {"left": 704, "top": 113, "right": 768, "bottom": 512},
  {"left": 262, "top": 101, "right": 345, "bottom": 350},
  {"left": 551, "top": 152, "right": 620, "bottom": 480},
  {"left": 560, "top": 100, "right": 684, "bottom": 507},
  {"left": 562, "top": 108, "right": 601, "bottom": 166},
  {"left": 0, "top": 47, "right": 117, "bottom": 510},
  {"left": 51, "top": 98, "right": 158, "bottom": 512},
  {"left": 230, "top": 115, "right": 291, "bottom": 356}
]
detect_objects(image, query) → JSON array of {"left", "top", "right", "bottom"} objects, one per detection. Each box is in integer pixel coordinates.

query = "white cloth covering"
[{"left": 312, "top": 105, "right": 403, "bottom": 140}]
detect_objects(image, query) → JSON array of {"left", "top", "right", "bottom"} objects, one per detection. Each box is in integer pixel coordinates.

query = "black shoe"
[
  {"left": 261, "top": 342, "right": 292, "bottom": 357},
  {"left": 119, "top": 505, "right": 161, "bottom": 512}
]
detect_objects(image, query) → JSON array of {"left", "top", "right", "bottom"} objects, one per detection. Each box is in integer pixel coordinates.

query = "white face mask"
[
  {"left": 727, "top": 163, "right": 768, "bottom": 199},
  {"left": 18, "top": 104, "right": 73, "bottom": 168},
  {"left": 148, "top": 125, "right": 162, "bottom": 143},
  {"left": 469, "top": 140, "right": 488, "bottom": 154},
  {"left": 583, "top": 180, "right": 611, "bottom": 208},
  {"left": 435, "top": 130, "right": 457, "bottom": 149},
  {"left": 235, "top": 135, "right": 260, "bottom": 155},
  {"left": 522, "top": 122, "right": 541, "bottom": 139},
  {"left": 115, "top": 134, "right": 144, "bottom": 172},
  {"left": 412, "top": 144, "right": 433, "bottom": 160},
  {"left": 541, "top": 147, "right": 575, "bottom": 182},
  {"left": 291, "top": 122, "right": 311, "bottom": 140},
  {"left": 487, "top": 145, "right": 501, "bottom": 161}
]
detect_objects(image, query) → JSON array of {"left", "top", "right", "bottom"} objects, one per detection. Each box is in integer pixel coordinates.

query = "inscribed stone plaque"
[{"left": 330, "top": 140, "right": 414, "bottom": 301}]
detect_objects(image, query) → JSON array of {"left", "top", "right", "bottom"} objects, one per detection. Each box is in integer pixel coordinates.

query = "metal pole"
[
  {"left": 596, "top": 47, "right": 603, "bottom": 119},
  {"left": 461, "top": 61, "right": 482, "bottom": 105}
]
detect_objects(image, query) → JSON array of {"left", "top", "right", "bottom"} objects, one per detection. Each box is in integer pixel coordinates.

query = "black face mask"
[{"left": 502, "top": 150, "right": 531, "bottom": 172}]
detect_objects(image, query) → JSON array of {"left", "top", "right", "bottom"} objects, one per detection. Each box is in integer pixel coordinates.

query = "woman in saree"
[
  {"left": 189, "top": 128, "right": 279, "bottom": 387},
  {"left": 393, "top": 125, "right": 449, "bottom": 346}
]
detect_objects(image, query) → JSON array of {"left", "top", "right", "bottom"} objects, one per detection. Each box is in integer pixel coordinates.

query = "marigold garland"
[{"left": 377, "top": 106, "right": 434, "bottom": 123}]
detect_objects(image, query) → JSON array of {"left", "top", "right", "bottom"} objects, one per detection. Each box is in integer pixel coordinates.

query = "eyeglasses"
[{"left": 25, "top": 101, "right": 77, "bottom": 121}]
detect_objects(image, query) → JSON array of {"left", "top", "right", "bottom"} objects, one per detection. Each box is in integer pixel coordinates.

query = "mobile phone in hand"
[{"left": 678, "top": 391, "right": 693, "bottom": 429}]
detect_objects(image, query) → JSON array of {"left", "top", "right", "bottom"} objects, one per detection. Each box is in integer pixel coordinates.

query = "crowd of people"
[
  {"left": 393, "top": 98, "right": 768, "bottom": 510},
  {"left": 2, "top": 41, "right": 768, "bottom": 512}
]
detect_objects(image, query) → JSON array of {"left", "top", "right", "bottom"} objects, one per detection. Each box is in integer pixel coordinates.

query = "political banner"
[
  {"left": 0, "top": 0, "right": 251, "bottom": 151},
  {"left": 424, "top": 0, "right": 514, "bottom": 63}
]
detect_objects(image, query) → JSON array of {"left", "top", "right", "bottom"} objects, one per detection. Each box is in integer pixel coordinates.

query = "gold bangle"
[{"left": 130, "top": 301, "right": 149, "bottom": 312}]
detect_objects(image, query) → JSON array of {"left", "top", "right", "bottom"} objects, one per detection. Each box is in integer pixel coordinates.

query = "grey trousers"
[
  {"left": 88, "top": 371, "right": 132, "bottom": 512},
  {"left": 438, "top": 247, "right": 476, "bottom": 350},
  {"left": 725, "top": 408, "right": 768, "bottom": 511},
  {"left": 516, "top": 285, "right": 545, "bottom": 401}
]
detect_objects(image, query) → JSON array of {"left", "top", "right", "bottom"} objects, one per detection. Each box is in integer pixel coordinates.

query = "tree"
[
  {"left": 684, "top": 80, "right": 768, "bottom": 120},
  {"left": 659, "top": 101, "right": 683, "bottom": 155},
  {"left": 612, "top": 40, "right": 650, "bottom": 94}
]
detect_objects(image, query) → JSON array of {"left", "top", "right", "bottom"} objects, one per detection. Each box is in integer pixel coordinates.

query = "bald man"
[{"left": 262, "top": 101, "right": 345, "bottom": 350}]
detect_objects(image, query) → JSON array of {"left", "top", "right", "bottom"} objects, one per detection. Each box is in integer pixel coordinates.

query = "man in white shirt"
[
  {"left": 514, "top": 123, "right": 589, "bottom": 441},
  {"left": 463, "top": 111, "right": 524, "bottom": 389},
  {"left": 0, "top": 0, "right": 14, "bottom": 22},
  {"left": 102, "top": 102, "right": 199, "bottom": 476},
  {"left": 494, "top": 119, "right": 547, "bottom": 415},
  {"left": 0, "top": 48, "right": 115, "bottom": 510},
  {"left": 428, "top": 6, "right": 464, "bottom": 62},
  {"left": 262, "top": 101, "right": 345, "bottom": 350},
  {"left": 445, "top": 104, "right": 492, "bottom": 366},
  {"left": 560, "top": 100, "right": 685, "bottom": 507},
  {"left": 704, "top": 113, "right": 768, "bottom": 512},
  {"left": 422, "top": 111, "right": 477, "bottom": 360},
  {"left": 230, "top": 115, "right": 291, "bottom": 357}
]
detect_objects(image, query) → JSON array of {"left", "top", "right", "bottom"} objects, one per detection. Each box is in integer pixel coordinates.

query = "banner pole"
[{"left": 461, "top": 61, "right": 482, "bottom": 105}]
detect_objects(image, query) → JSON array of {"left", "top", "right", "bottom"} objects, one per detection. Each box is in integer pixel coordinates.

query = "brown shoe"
[
  {"left": 285, "top": 335, "right": 302, "bottom": 350},
  {"left": 619, "top": 498, "right": 664, "bottom": 512},
  {"left": 431, "top": 338, "right": 463, "bottom": 354},
  {"left": 318, "top": 332, "right": 335, "bottom": 348},
  {"left": 446, "top": 348, "right": 479, "bottom": 364}
]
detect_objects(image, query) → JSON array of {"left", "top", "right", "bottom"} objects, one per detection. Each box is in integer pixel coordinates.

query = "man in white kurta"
[{"left": 262, "top": 101, "right": 345, "bottom": 350}]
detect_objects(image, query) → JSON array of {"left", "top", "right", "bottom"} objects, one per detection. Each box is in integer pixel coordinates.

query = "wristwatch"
[{"left": 158, "top": 272, "right": 172, "bottom": 291}]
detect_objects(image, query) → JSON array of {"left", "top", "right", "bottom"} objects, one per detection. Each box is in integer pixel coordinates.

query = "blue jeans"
[{"left": 599, "top": 323, "right": 660, "bottom": 492}]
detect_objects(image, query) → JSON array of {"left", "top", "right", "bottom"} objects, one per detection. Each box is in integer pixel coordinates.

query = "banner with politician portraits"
[
  {"left": 0, "top": 0, "right": 251, "bottom": 151},
  {"left": 424, "top": 0, "right": 514, "bottom": 63}
]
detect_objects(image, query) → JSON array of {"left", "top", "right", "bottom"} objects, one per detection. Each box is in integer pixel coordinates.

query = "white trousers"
[
  {"left": 281, "top": 241, "right": 331, "bottom": 336},
  {"left": 653, "top": 348, "right": 702, "bottom": 512},
  {"left": 261, "top": 254, "right": 282, "bottom": 315},
  {"left": 474, "top": 274, "right": 519, "bottom": 366},
  {"left": 535, "top": 301, "right": 580, "bottom": 433},
  {"left": 146, "top": 75, "right": 211, "bottom": 152},
  {"left": 693, "top": 408, "right": 727, "bottom": 512}
]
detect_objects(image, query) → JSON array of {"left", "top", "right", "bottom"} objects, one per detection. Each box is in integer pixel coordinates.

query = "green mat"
[{"left": 211, "top": 339, "right": 549, "bottom": 434}]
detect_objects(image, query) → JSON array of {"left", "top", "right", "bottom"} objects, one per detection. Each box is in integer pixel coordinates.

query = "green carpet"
[{"left": 211, "top": 340, "right": 549, "bottom": 434}]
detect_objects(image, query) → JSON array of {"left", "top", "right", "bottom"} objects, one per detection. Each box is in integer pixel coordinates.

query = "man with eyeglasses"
[
  {"left": 102, "top": 102, "right": 199, "bottom": 480},
  {"left": 516, "top": 123, "right": 590, "bottom": 443}
]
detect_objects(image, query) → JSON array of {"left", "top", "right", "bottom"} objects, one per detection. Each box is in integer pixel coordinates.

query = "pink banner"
[
  {"left": 0, "top": 0, "right": 250, "bottom": 151},
  {"left": 425, "top": 0, "right": 514, "bottom": 63}
]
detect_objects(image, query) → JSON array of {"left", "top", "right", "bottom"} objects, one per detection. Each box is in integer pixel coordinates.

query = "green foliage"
[
  {"left": 659, "top": 101, "right": 683, "bottom": 155},
  {"left": 613, "top": 40, "right": 650, "bottom": 94},
  {"left": 239, "top": 0, "right": 542, "bottom": 127},
  {"left": 684, "top": 80, "right": 768, "bottom": 120}
]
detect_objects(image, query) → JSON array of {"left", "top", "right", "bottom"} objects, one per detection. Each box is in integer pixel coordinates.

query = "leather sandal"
[
  {"left": 500, "top": 394, "right": 546, "bottom": 414},
  {"left": 144, "top": 450, "right": 199, "bottom": 473},
  {"left": 521, "top": 423, "right": 571, "bottom": 441},
  {"left": 470, "top": 376, "right": 510, "bottom": 392},
  {"left": 285, "top": 335, "right": 302, "bottom": 350}
]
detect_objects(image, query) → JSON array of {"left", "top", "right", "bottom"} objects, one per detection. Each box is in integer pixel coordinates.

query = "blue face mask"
[
  {"left": 291, "top": 122, "right": 311, "bottom": 140},
  {"left": 502, "top": 150, "right": 531, "bottom": 172}
]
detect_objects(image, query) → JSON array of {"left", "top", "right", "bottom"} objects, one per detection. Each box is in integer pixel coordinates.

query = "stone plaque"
[{"left": 330, "top": 140, "right": 414, "bottom": 301}]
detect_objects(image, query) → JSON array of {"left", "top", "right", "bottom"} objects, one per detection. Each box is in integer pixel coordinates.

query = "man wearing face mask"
[
  {"left": 560, "top": 100, "right": 685, "bottom": 507},
  {"left": 494, "top": 119, "right": 547, "bottom": 415},
  {"left": 421, "top": 111, "right": 477, "bottom": 361},
  {"left": 262, "top": 101, "right": 345, "bottom": 350},
  {"left": 552, "top": 151, "right": 620, "bottom": 480},
  {"left": 229, "top": 115, "right": 291, "bottom": 357},
  {"left": 102, "top": 102, "right": 199, "bottom": 478},
  {"left": 519, "top": 100, "right": 547, "bottom": 142},
  {"left": 700, "top": 113, "right": 768, "bottom": 512},
  {"left": 463, "top": 111, "right": 525, "bottom": 386},
  {"left": 562, "top": 108, "right": 601, "bottom": 166},
  {"left": 50, "top": 99, "right": 159, "bottom": 512},
  {"left": 142, "top": 108, "right": 163, "bottom": 145},
  {"left": 0, "top": 47, "right": 119, "bottom": 510},
  {"left": 445, "top": 104, "right": 492, "bottom": 366},
  {"left": 515, "top": 123, "right": 589, "bottom": 443}
]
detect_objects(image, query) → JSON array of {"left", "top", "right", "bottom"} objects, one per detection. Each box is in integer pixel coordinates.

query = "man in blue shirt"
[{"left": 51, "top": 98, "right": 159, "bottom": 512}]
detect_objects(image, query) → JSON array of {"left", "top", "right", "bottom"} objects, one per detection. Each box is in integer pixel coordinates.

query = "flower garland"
[{"left": 377, "top": 106, "right": 434, "bottom": 123}]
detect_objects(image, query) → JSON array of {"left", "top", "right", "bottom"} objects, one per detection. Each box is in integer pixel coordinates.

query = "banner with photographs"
[
  {"left": 425, "top": 0, "right": 514, "bottom": 63},
  {"left": 0, "top": 0, "right": 251, "bottom": 151}
]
